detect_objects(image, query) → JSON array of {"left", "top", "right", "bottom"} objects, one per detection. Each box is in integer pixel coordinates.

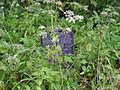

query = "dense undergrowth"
[{"left": 0, "top": 0, "right": 120, "bottom": 90}]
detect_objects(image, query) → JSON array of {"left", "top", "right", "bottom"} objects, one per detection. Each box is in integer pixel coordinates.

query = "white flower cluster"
[
  {"left": 64, "top": 10, "right": 84, "bottom": 23},
  {"left": 64, "top": 10, "right": 74, "bottom": 17},
  {"left": 112, "top": 11, "right": 119, "bottom": 16},
  {"left": 74, "top": 15, "right": 84, "bottom": 21},
  {"left": 44, "top": 0, "right": 51, "bottom": 3},
  {"left": 100, "top": 7, "right": 119, "bottom": 17},
  {"left": 13, "top": 44, "right": 25, "bottom": 50},
  {"left": 6, "top": 55, "right": 13, "bottom": 63},
  {"left": 39, "top": 8, "right": 55, "bottom": 14},
  {"left": 100, "top": 11, "right": 108, "bottom": 16},
  {"left": 109, "top": 19, "right": 116, "bottom": 23},
  {"left": 52, "top": 36, "right": 59, "bottom": 43},
  {"left": 66, "top": 28, "right": 71, "bottom": 32},
  {"left": 43, "top": 0, "right": 55, "bottom": 3},
  {"left": 39, "top": 32, "right": 47, "bottom": 37},
  {"left": 38, "top": 26, "right": 45, "bottom": 29},
  {"left": 1, "top": 7, "right": 4, "bottom": 9},
  {"left": 66, "top": 17, "right": 75, "bottom": 23},
  {"left": 21, "top": 0, "right": 25, "bottom": 2}
]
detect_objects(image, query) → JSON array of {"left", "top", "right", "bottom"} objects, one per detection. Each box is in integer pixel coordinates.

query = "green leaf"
[
  {"left": 82, "top": 66, "right": 86, "bottom": 71},
  {"left": 0, "top": 61, "right": 7, "bottom": 71},
  {"left": 80, "top": 72, "right": 85, "bottom": 75},
  {"left": 55, "top": 56, "right": 63, "bottom": 63},
  {"left": 87, "top": 22, "right": 93, "bottom": 29},
  {"left": 105, "top": 65, "right": 112, "bottom": 70},
  {"left": 25, "top": 85, "right": 31, "bottom": 90},
  {"left": 35, "top": 79, "right": 43, "bottom": 86},
  {"left": 81, "top": 60, "right": 87, "bottom": 64},
  {"left": 64, "top": 56, "right": 73, "bottom": 63},
  {"left": 58, "top": 7, "right": 64, "bottom": 12},
  {"left": 90, "top": 0, "right": 97, "bottom": 7},
  {"left": 50, "top": 71, "right": 59, "bottom": 76},
  {"left": 87, "top": 73, "right": 94, "bottom": 76},
  {"left": 51, "top": 50, "right": 58, "bottom": 55},
  {"left": 0, "top": 41, "right": 11, "bottom": 50}
]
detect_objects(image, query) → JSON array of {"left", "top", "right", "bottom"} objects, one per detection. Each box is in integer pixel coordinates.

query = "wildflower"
[
  {"left": 52, "top": 36, "right": 59, "bottom": 43},
  {"left": 66, "top": 28, "right": 71, "bottom": 32},
  {"left": 89, "top": 17, "right": 93, "bottom": 21},
  {"left": 38, "top": 26, "right": 45, "bottom": 29},
  {"left": 74, "top": 15, "right": 84, "bottom": 20},
  {"left": 21, "top": 0, "right": 24, "bottom": 2},
  {"left": 112, "top": 11, "right": 119, "bottom": 16},
  {"left": 35, "top": 2, "right": 40, "bottom": 5},
  {"left": 68, "top": 17, "right": 75, "bottom": 23},
  {"left": 96, "top": 24, "right": 101, "bottom": 27},
  {"left": 64, "top": 10, "right": 83, "bottom": 23},
  {"left": 64, "top": 10, "right": 74, "bottom": 17},
  {"left": 44, "top": 0, "right": 52, "bottom": 3},
  {"left": 1, "top": 7, "right": 4, "bottom": 9},
  {"left": 66, "top": 18, "right": 69, "bottom": 21},
  {"left": 16, "top": 3, "right": 20, "bottom": 6},
  {"left": 12, "top": 1, "right": 16, "bottom": 4},
  {"left": 100, "top": 11, "right": 108, "bottom": 16},
  {"left": 34, "top": 14, "right": 39, "bottom": 17},
  {"left": 84, "top": 8, "right": 88, "bottom": 11},
  {"left": 109, "top": 19, "right": 116, "bottom": 23},
  {"left": 117, "top": 7, "right": 120, "bottom": 9},
  {"left": 6, "top": 55, "right": 12, "bottom": 63},
  {"left": 56, "top": 1, "right": 62, "bottom": 6},
  {"left": 39, "top": 8, "right": 43, "bottom": 11},
  {"left": 84, "top": 5, "right": 89, "bottom": 11},
  {"left": 39, "top": 32, "right": 47, "bottom": 37}
]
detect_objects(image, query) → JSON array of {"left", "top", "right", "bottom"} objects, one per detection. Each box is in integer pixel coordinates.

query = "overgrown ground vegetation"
[{"left": 0, "top": 0, "right": 120, "bottom": 90}]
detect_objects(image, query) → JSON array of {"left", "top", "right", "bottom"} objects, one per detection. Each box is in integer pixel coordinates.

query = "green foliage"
[{"left": 0, "top": 0, "right": 120, "bottom": 90}]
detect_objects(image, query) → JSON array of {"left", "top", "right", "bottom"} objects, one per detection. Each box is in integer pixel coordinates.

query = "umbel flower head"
[
  {"left": 64, "top": 10, "right": 84, "bottom": 23},
  {"left": 38, "top": 26, "right": 45, "bottom": 29},
  {"left": 100, "top": 11, "right": 108, "bottom": 16},
  {"left": 64, "top": 10, "right": 74, "bottom": 17}
]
